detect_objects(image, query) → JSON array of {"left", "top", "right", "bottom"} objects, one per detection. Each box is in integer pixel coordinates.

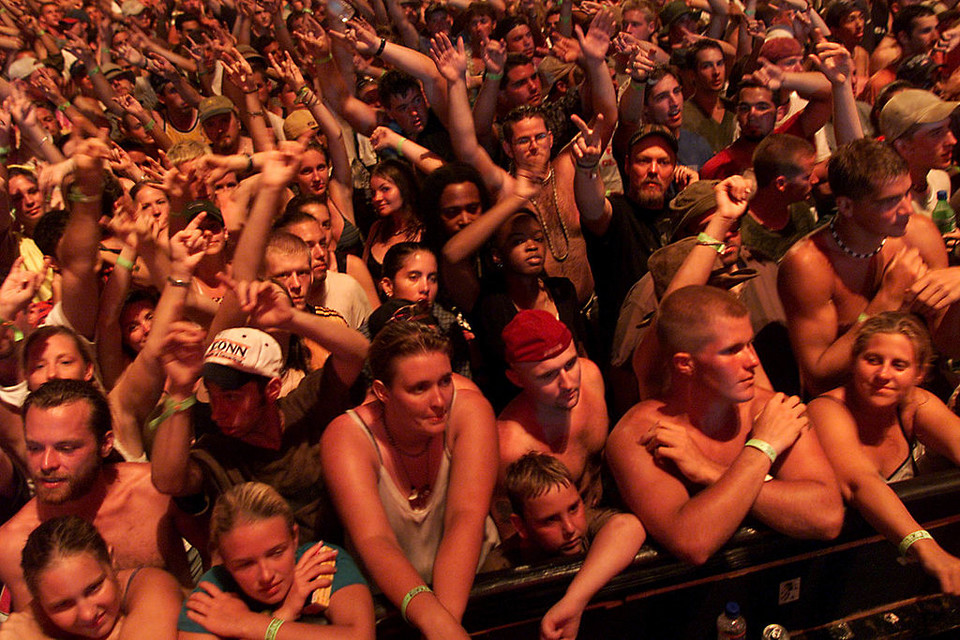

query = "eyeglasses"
[{"left": 514, "top": 132, "right": 550, "bottom": 147}]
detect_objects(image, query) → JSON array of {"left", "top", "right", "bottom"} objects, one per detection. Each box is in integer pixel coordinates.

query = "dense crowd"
[{"left": 3, "top": 0, "right": 960, "bottom": 636}]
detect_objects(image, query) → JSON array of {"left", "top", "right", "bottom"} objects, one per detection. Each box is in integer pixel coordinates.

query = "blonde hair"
[
  {"left": 504, "top": 452, "right": 575, "bottom": 518},
  {"left": 853, "top": 312, "right": 933, "bottom": 379},
  {"left": 209, "top": 482, "right": 295, "bottom": 552}
]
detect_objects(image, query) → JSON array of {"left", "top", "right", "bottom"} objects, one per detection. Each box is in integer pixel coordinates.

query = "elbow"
[
  {"left": 151, "top": 466, "right": 187, "bottom": 496},
  {"left": 808, "top": 494, "right": 846, "bottom": 541},
  {"left": 674, "top": 544, "right": 714, "bottom": 566}
]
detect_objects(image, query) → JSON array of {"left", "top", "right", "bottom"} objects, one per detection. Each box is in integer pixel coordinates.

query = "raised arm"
[
  {"left": 576, "top": 8, "right": 619, "bottom": 146},
  {"left": 748, "top": 58, "right": 832, "bottom": 139},
  {"left": 233, "top": 279, "right": 369, "bottom": 386},
  {"left": 430, "top": 33, "right": 507, "bottom": 196},
  {"left": 809, "top": 37, "right": 863, "bottom": 145},
  {"left": 109, "top": 214, "right": 209, "bottom": 461},
  {"left": 571, "top": 114, "right": 613, "bottom": 236},
  {"left": 60, "top": 138, "right": 108, "bottom": 340}
]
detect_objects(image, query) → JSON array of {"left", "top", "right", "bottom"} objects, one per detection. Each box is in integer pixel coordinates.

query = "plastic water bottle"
[
  {"left": 932, "top": 190, "right": 956, "bottom": 234},
  {"left": 717, "top": 601, "right": 747, "bottom": 640}
]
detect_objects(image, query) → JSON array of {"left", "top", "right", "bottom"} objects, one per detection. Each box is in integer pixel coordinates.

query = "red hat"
[{"left": 502, "top": 310, "right": 572, "bottom": 363}]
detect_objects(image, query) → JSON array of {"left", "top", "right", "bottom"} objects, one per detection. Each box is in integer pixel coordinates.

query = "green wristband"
[
  {"left": 745, "top": 438, "right": 777, "bottom": 465},
  {"left": 57, "top": 101, "right": 70, "bottom": 112},
  {"left": 400, "top": 585, "right": 431, "bottom": 623},
  {"left": 115, "top": 255, "right": 135, "bottom": 271},
  {"left": 696, "top": 231, "right": 726, "bottom": 254},
  {"left": 899, "top": 529, "right": 932, "bottom": 557},
  {"left": 485, "top": 70, "right": 503, "bottom": 81},
  {"left": 264, "top": 618, "right": 284, "bottom": 640},
  {"left": 396, "top": 137, "right": 405, "bottom": 155}
]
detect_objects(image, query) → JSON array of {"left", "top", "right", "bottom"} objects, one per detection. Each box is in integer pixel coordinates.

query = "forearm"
[
  {"left": 665, "top": 216, "right": 734, "bottom": 296},
  {"left": 660, "top": 448, "right": 771, "bottom": 564},
  {"left": 232, "top": 183, "right": 285, "bottom": 281},
  {"left": 573, "top": 164, "right": 610, "bottom": 235},
  {"left": 391, "top": 134, "right": 445, "bottom": 173},
  {"left": 705, "top": 0, "right": 730, "bottom": 39},
  {"left": 305, "top": 91, "right": 351, "bottom": 184},
  {"left": 583, "top": 58, "right": 618, "bottom": 145},
  {"left": 151, "top": 409, "right": 199, "bottom": 495},
  {"left": 279, "top": 310, "right": 368, "bottom": 384},
  {"left": 832, "top": 76, "right": 863, "bottom": 145},
  {"left": 472, "top": 77, "right": 499, "bottom": 147},
  {"left": 752, "top": 478, "right": 841, "bottom": 539},
  {"left": 442, "top": 192, "right": 527, "bottom": 264},
  {"left": 431, "top": 512, "right": 487, "bottom": 621},
  {"left": 562, "top": 514, "right": 645, "bottom": 608},
  {"left": 243, "top": 93, "right": 275, "bottom": 152}
]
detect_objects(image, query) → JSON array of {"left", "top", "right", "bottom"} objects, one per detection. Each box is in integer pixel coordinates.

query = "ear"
[
  {"left": 380, "top": 277, "right": 394, "bottom": 298},
  {"left": 835, "top": 195, "right": 854, "bottom": 219},
  {"left": 83, "top": 361, "right": 95, "bottom": 382},
  {"left": 776, "top": 103, "right": 789, "bottom": 121},
  {"left": 509, "top": 513, "right": 529, "bottom": 540},
  {"left": 501, "top": 137, "right": 515, "bottom": 160},
  {"left": 372, "top": 379, "right": 389, "bottom": 403},
  {"left": 292, "top": 523, "right": 300, "bottom": 547},
  {"left": 774, "top": 175, "right": 787, "bottom": 192},
  {"left": 100, "top": 431, "right": 115, "bottom": 459},
  {"left": 265, "top": 376, "right": 283, "bottom": 403},
  {"left": 673, "top": 351, "right": 695, "bottom": 376},
  {"left": 505, "top": 366, "right": 522, "bottom": 388}
]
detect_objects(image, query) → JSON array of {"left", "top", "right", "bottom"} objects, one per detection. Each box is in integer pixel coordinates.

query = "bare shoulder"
[
  {"left": 608, "top": 400, "right": 663, "bottom": 447},
  {"left": 579, "top": 357, "right": 605, "bottom": 392},
  {"left": 779, "top": 231, "right": 833, "bottom": 283}
]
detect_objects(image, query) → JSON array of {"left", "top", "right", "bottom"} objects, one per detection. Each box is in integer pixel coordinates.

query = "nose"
[
  {"left": 743, "top": 344, "right": 760, "bottom": 370},
  {"left": 77, "top": 598, "right": 99, "bottom": 625},
  {"left": 458, "top": 212, "right": 472, "bottom": 228},
  {"left": 561, "top": 514, "right": 577, "bottom": 537},
  {"left": 40, "top": 448, "right": 60, "bottom": 472},
  {"left": 946, "top": 130, "right": 957, "bottom": 147},
  {"left": 257, "top": 560, "right": 273, "bottom": 584}
]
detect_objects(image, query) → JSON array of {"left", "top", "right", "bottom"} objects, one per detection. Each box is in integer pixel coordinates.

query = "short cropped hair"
[
  {"left": 686, "top": 39, "right": 724, "bottom": 70},
  {"left": 166, "top": 140, "right": 210, "bottom": 166},
  {"left": 827, "top": 138, "right": 908, "bottom": 201},
  {"left": 504, "top": 452, "right": 575, "bottom": 518},
  {"left": 23, "top": 379, "right": 112, "bottom": 447},
  {"left": 502, "top": 104, "right": 548, "bottom": 143},
  {"left": 752, "top": 133, "right": 816, "bottom": 188},
  {"left": 266, "top": 230, "right": 310, "bottom": 261},
  {"left": 657, "top": 286, "right": 749, "bottom": 356},
  {"left": 893, "top": 4, "right": 935, "bottom": 37},
  {"left": 378, "top": 70, "right": 423, "bottom": 108}
]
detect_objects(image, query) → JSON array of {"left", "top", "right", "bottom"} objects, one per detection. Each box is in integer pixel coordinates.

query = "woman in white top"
[{"left": 321, "top": 321, "right": 498, "bottom": 640}]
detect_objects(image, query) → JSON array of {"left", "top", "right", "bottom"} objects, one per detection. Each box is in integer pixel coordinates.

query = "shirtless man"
[
  {"left": 778, "top": 138, "right": 960, "bottom": 395},
  {"left": 0, "top": 379, "right": 195, "bottom": 611},
  {"left": 431, "top": 13, "right": 619, "bottom": 306},
  {"left": 497, "top": 310, "right": 608, "bottom": 520},
  {"left": 607, "top": 286, "right": 843, "bottom": 565}
]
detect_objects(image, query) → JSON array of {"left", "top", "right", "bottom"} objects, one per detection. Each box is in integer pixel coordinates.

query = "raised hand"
[
  {"left": 747, "top": 57, "right": 784, "bottom": 92},
  {"left": 170, "top": 212, "right": 211, "bottom": 273},
  {"left": 223, "top": 276, "right": 296, "bottom": 329},
  {"left": 571, "top": 113, "right": 603, "bottom": 169},
  {"left": 713, "top": 175, "right": 751, "bottom": 224},
  {"left": 259, "top": 142, "right": 304, "bottom": 189},
  {"left": 626, "top": 46, "right": 655, "bottom": 83},
  {"left": 575, "top": 7, "right": 615, "bottom": 64},
  {"left": 481, "top": 35, "right": 505, "bottom": 75},
  {"left": 369, "top": 126, "right": 403, "bottom": 153},
  {"left": 430, "top": 32, "right": 467, "bottom": 83},
  {"left": 808, "top": 41, "right": 852, "bottom": 86},
  {"left": 0, "top": 256, "right": 46, "bottom": 321}
]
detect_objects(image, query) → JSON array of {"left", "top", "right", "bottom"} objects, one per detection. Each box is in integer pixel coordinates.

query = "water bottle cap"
[
  {"left": 938, "top": 191, "right": 948, "bottom": 200},
  {"left": 725, "top": 601, "right": 741, "bottom": 616}
]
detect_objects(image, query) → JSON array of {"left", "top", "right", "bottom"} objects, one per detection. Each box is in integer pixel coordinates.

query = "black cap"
[{"left": 184, "top": 199, "right": 225, "bottom": 228}]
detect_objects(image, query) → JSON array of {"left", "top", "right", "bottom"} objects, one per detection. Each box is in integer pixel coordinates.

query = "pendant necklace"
[
  {"left": 529, "top": 168, "right": 570, "bottom": 262},
  {"left": 383, "top": 421, "right": 433, "bottom": 510}
]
